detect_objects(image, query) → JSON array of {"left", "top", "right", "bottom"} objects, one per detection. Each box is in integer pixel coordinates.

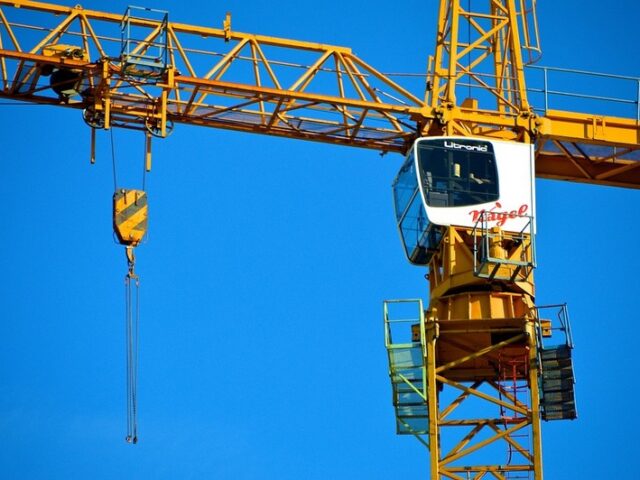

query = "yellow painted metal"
[
  {"left": 90, "top": 126, "right": 95, "bottom": 164},
  {"left": 41, "top": 44, "right": 88, "bottom": 62},
  {"left": 422, "top": 0, "right": 640, "bottom": 185},
  {"left": 408, "top": 16, "right": 546, "bottom": 453},
  {"left": 420, "top": 225, "right": 542, "bottom": 478},
  {"left": 417, "top": 4, "right": 546, "bottom": 476},
  {"left": 536, "top": 110, "right": 640, "bottom": 187},
  {"left": 425, "top": 314, "right": 440, "bottom": 480},
  {"left": 422, "top": 330, "right": 542, "bottom": 477},
  {"left": 0, "top": 0, "right": 422, "bottom": 151},
  {"left": 540, "top": 319, "right": 552, "bottom": 337},
  {"left": 113, "top": 189, "right": 148, "bottom": 247},
  {"left": 527, "top": 315, "right": 544, "bottom": 476},
  {"left": 0, "top": 0, "right": 638, "bottom": 186},
  {"left": 426, "top": 0, "right": 537, "bottom": 142},
  {"left": 0, "top": 0, "right": 622, "bottom": 474},
  {"left": 427, "top": 227, "right": 534, "bottom": 300},
  {"left": 145, "top": 132, "right": 152, "bottom": 172},
  {"left": 0, "top": 0, "right": 624, "bottom": 474}
]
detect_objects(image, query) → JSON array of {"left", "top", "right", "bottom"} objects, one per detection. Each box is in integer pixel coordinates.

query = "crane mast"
[
  {"left": 0, "top": 1, "right": 639, "bottom": 478},
  {"left": 402, "top": 2, "right": 546, "bottom": 477},
  {"left": 426, "top": 0, "right": 537, "bottom": 138}
]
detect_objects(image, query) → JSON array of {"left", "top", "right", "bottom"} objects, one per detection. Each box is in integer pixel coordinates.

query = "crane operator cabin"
[{"left": 393, "top": 137, "right": 535, "bottom": 266}]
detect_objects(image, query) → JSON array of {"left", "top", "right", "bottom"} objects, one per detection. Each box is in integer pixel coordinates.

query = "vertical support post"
[
  {"left": 101, "top": 60, "right": 111, "bottom": 129},
  {"left": 505, "top": 0, "right": 531, "bottom": 111},
  {"left": 426, "top": 55, "right": 434, "bottom": 106},
  {"left": 527, "top": 318, "right": 544, "bottom": 479},
  {"left": 445, "top": 0, "right": 460, "bottom": 108},
  {"left": 90, "top": 127, "right": 96, "bottom": 164},
  {"left": 161, "top": 66, "right": 174, "bottom": 138},
  {"left": 491, "top": 0, "right": 507, "bottom": 114},
  {"left": 145, "top": 131, "right": 152, "bottom": 172},
  {"left": 104, "top": 97, "right": 111, "bottom": 129},
  {"left": 160, "top": 91, "right": 168, "bottom": 138},
  {"left": 223, "top": 12, "right": 231, "bottom": 41},
  {"left": 543, "top": 67, "right": 549, "bottom": 114},
  {"left": 636, "top": 78, "right": 639, "bottom": 122},
  {"left": 425, "top": 315, "right": 440, "bottom": 479},
  {"left": 429, "top": 0, "right": 453, "bottom": 107}
]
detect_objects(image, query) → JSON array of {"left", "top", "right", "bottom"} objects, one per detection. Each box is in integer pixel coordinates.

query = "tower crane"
[{"left": 0, "top": 1, "right": 638, "bottom": 478}]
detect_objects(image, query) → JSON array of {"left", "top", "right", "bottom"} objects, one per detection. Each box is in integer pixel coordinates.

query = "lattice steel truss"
[{"left": 0, "top": 0, "right": 639, "bottom": 186}]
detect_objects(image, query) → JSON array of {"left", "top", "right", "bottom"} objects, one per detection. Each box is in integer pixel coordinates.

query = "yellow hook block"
[{"left": 113, "top": 189, "right": 148, "bottom": 247}]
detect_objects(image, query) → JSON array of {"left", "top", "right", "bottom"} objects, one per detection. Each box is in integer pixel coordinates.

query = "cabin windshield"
[
  {"left": 417, "top": 140, "right": 499, "bottom": 208},
  {"left": 392, "top": 151, "right": 442, "bottom": 265}
]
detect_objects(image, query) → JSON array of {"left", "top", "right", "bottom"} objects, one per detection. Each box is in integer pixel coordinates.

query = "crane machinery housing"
[{"left": 1, "top": 1, "right": 638, "bottom": 478}]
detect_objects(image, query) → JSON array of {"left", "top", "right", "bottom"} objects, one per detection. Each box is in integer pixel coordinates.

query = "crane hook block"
[{"left": 113, "top": 189, "right": 148, "bottom": 247}]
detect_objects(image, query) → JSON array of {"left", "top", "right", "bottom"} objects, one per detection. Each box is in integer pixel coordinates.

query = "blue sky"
[{"left": 0, "top": 1, "right": 638, "bottom": 479}]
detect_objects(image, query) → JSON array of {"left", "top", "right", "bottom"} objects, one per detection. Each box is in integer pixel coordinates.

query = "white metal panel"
[{"left": 416, "top": 137, "right": 535, "bottom": 233}]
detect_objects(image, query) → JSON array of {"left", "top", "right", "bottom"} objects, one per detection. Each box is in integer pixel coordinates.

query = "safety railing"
[
  {"left": 121, "top": 6, "right": 169, "bottom": 78},
  {"left": 526, "top": 65, "right": 640, "bottom": 121},
  {"left": 534, "top": 303, "right": 574, "bottom": 350},
  {"left": 383, "top": 299, "right": 429, "bottom": 440},
  {"left": 533, "top": 303, "right": 577, "bottom": 421},
  {"left": 471, "top": 213, "right": 536, "bottom": 282},
  {"left": 448, "top": 65, "right": 640, "bottom": 122}
]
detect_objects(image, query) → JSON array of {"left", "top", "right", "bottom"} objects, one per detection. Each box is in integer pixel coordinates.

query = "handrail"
[
  {"left": 526, "top": 65, "right": 640, "bottom": 121},
  {"left": 471, "top": 212, "right": 535, "bottom": 278},
  {"left": 454, "top": 65, "right": 640, "bottom": 121},
  {"left": 535, "top": 303, "right": 574, "bottom": 349}
]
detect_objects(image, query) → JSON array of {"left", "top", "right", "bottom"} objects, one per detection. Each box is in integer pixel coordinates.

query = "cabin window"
[
  {"left": 392, "top": 152, "right": 442, "bottom": 265},
  {"left": 417, "top": 140, "right": 499, "bottom": 207}
]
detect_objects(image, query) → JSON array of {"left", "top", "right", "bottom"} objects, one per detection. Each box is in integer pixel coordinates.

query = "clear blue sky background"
[{"left": 0, "top": 1, "right": 638, "bottom": 479}]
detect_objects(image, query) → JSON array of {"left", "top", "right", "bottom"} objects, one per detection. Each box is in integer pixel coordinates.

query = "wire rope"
[{"left": 125, "top": 270, "right": 140, "bottom": 444}]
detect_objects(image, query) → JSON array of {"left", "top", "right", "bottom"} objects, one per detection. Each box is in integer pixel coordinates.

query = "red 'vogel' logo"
[{"left": 469, "top": 202, "right": 529, "bottom": 227}]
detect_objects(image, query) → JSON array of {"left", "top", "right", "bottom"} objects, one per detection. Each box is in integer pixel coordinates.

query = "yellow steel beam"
[
  {"left": 439, "top": 380, "right": 481, "bottom": 420},
  {"left": 440, "top": 420, "right": 529, "bottom": 466},
  {"left": 535, "top": 109, "right": 640, "bottom": 188},
  {"left": 540, "top": 109, "right": 640, "bottom": 145},
  {"left": 0, "top": 0, "right": 638, "bottom": 188},
  {"left": 436, "top": 376, "right": 529, "bottom": 417},
  {"left": 487, "top": 421, "right": 533, "bottom": 462},
  {"left": 526, "top": 315, "right": 544, "bottom": 476},
  {"left": 425, "top": 318, "right": 441, "bottom": 480},
  {"left": 0, "top": 0, "right": 353, "bottom": 53},
  {"left": 435, "top": 333, "right": 526, "bottom": 374}
]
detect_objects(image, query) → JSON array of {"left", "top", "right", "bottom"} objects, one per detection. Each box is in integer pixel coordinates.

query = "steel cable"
[{"left": 125, "top": 272, "right": 139, "bottom": 444}]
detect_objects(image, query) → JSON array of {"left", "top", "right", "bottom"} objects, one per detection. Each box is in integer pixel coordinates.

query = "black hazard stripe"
[
  {"left": 129, "top": 216, "right": 148, "bottom": 235},
  {"left": 116, "top": 191, "right": 147, "bottom": 226}
]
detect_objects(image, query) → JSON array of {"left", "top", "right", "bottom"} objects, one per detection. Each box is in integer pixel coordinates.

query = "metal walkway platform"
[
  {"left": 383, "top": 299, "right": 428, "bottom": 438},
  {"left": 536, "top": 304, "right": 578, "bottom": 421}
]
